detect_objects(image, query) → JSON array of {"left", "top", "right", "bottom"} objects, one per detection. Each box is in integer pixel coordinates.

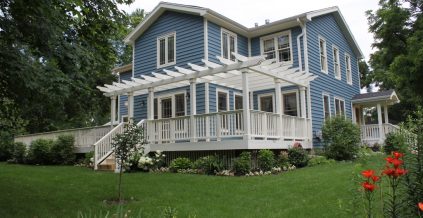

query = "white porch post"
[
  {"left": 242, "top": 71, "right": 251, "bottom": 140},
  {"left": 190, "top": 78, "right": 197, "bottom": 142},
  {"left": 274, "top": 79, "right": 283, "bottom": 139},
  {"left": 110, "top": 96, "right": 116, "bottom": 128},
  {"left": 127, "top": 92, "right": 134, "bottom": 123},
  {"left": 362, "top": 107, "right": 366, "bottom": 125},
  {"left": 147, "top": 87, "right": 154, "bottom": 120},
  {"left": 300, "top": 87, "right": 307, "bottom": 118},
  {"left": 205, "top": 82, "right": 210, "bottom": 141},
  {"left": 377, "top": 103, "right": 384, "bottom": 142},
  {"left": 384, "top": 104, "right": 389, "bottom": 124},
  {"left": 306, "top": 85, "right": 313, "bottom": 147}
]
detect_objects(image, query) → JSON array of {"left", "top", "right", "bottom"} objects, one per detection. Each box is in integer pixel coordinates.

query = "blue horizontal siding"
[{"left": 118, "top": 72, "right": 132, "bottom": 120}]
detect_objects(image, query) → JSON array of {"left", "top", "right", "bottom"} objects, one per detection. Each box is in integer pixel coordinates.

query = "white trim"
[
  {"left": 258, "top": 93, "right": 275, "bottom": 112},
  {"left": 216, "top": 88, "right": 230, "bottom": 112},
  {"left": 318, "top": 35, "right": 328, "bottom": 74},
  {"left": 156, "top": 32, "right": 176, "bottom": 68},
  {"left": 322, "top": 92, "right": 331, "bottom": 120},
  {"left": 248, "top": 38, "right": 251, "bottom": 57},
  {"left": 357, "top": 59, "right": 361, "bottom": 90},
  {"left": 204, "top": 18, "right": 209, "bottom": 61},
  {"left": 332, "top": 44, "right": 341, "bottom": 80},
  {"left": 132, "top": 42, "right": 135, "bottom": 78},
  {"left": 260, "top": 30, "right": 293, "bottom": 65},
  {"left": 345, "top": 52, "right": 352, "bottom": 85},
  {"left": 205, "top": 82, "right": 210, "bottom": 113},
  {"left": 220, "top": 28, "right": 238, "bottom": 61},
  {"left": 281, "top": 90, "right": 300, "bottom": 116},
  {"left": 334, "top": 96, "right": 346, "bottom": 117}
]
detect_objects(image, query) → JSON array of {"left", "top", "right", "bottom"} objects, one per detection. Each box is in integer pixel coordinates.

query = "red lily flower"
[
  {"left": 371, "top": 175, "right": 380, "bottom": 182},
  {"left": 383, "top": 168, "right": 395, "bottom": 176},
  {"left": 392, "top": 151, "right": 404, "bottom": 159},
  {"left": 386, "top": 157, "right": 394, "bottom": 164},
  {"left": 419, "top": 202, "right": 423, "bottom": 211},
  {"left": 395, "top": 168, "right": 407, "bottom": 176},
  {"left": 391, "top": 159, "right": 403, "bottom": 169},
  {"left": 362, "top": 181, "right": 376, "bottom": 192},
  {"left": 361, "top": 169, "right": 375, "bottom": 178}
]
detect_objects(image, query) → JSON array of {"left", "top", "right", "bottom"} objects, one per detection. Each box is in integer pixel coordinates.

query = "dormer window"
[
  {"left": 157, "top": 32, "right": 176, "bottom": 68},
  {"left": 221, "top": 29, "right": 237, "bottom": 61},
  {"left": 261, "top": 31, "right": 292, "bottom": 64}
]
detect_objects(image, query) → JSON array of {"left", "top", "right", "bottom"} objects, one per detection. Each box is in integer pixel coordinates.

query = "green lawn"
[{"left": 0, "top": 156, "right": 384, "bottom": 218}]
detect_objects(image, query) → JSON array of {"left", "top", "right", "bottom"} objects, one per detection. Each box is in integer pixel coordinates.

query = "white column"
[
  {"left": 205, "top": 82, "right": 210, "bottom": 141},
  {"left": 384, "top": 104, "right": 389, "bottom": 124},
  {"left": 127, "top": 92, "right": 134, "bottom": 123},
  {"left": 352, "top": 105, "right": 356, "bottom": 124},
  {"left": 377, "top": 103, "right": 384, "bottom": 142},
  {"left": 190, "top": 78, "right": 197, "bottom": 142},
  {"left": 147, "top": 87, "right": 154, "bottom": 120},
  {"left": 306, "top": 85, "right": 313, "bottom": 148},
  {"left": 274, "top": 79, "right": 283, "bottom": 139},
  {"left": 110, "top": 96, "right": 117, "bottom": 128},
  {"left": 300, "top": 87, "right": 306, "bottom": 118},
  {"left": 242, "top": 71, "right": 250, "bottom": 140},
  {"left": 362, "top": 107, "right": 366, "bottom": 125}
]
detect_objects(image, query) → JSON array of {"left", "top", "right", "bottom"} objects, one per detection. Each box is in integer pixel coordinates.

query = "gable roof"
[
  {"left": 124, "top": 2, "right": 363, "bottom": 58},
  {"left": 352, "top": 90, "right": 400, "bottom": 105}
]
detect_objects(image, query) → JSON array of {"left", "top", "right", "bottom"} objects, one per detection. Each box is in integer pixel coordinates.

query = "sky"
[{"left": 119, "top": 0, "right": 380, "bottom": 62}]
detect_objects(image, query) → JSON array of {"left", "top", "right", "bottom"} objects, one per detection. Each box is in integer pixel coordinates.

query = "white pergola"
[{"left": 97, "top": 53, "right": 317, "bottom": 141}]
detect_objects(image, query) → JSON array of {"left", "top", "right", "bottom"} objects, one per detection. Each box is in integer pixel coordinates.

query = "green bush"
[
  {"left": 84, "top": 151, "right": 94, "bottom": 166},
  {"left": 233, "top": 151, "right": 251, "bottom": 175},
  {"left": 308, "top": 155, "right": 335, "bottom": 167},
  {"left": 169, "top": 157, "right": 192, "bottom": 172},
  {"left": 288, "top": 147, "right": 308, "bottom": 168},
  {"left": 277, "top": 151, "right": 289, "bottom": 168},
  {"left": 27, "top": 139, "right": 54, "bottom": 164},
  {"left": 258, "top": 149, "right": 275, "bottom": 171},
  {"left": 193, "top": 155, "right": 223, "bottom": 175},
  {"left": 322, "top": 116, "right": 361, "bottom": 161},
  {"left": 0, "top": 141, "right": 13, "bottom": 161},
  {"left": 51, "top": 135, "right": 75, "bottom": 165},
  {"left": 384, "top": 132, "right": 407, "bottom": 154},
  {"left": 12, "top": 142, "right": 26, "bottom": 163}
]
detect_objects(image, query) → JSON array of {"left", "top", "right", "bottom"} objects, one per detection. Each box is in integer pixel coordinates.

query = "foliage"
[
  {"left": 0, "top": 97, "right": 27, "bottom": 154},
  {"left": 26, "top": 139, "right": 54, "bottom": 164},
  {"left": 384, "top": 132, "right": 407, "bottom": 154},
  {"left": 0, "top": 141, "right": 13, "bottom": 161},
  {"left": 50, "top": 135, "right": 75, "bottom": 165},
  {"left": 233, "top": 151, "right": 251, "bottom": 175},
  {"left": 137, "top": 150, "right": 166, "bottom": 171},
  {"left": 277, "top": 151, "right": 290, "bottom": 168},
  {"left": 360, "top": 169, "right": 380, "bottom": 217},
  {"left": 169, "top": 157, "right": 192, "bottom": 173},
  {"left": 193, "top": 155, "right": 223, "bottom": 175},
  {"left": 383, "top": 152, "right": 408, "bottom": 217},
  {"left": 322, "top": 116, "right": 361, "bottom": 161},
  {"left": 84, "top": 151, "right": 94, "bottom": 167},
  {"left": 288, "top": 147, "right": 308, "bottom": 168},
  {"left": 11, "top": 142, "right": 26, "bottom": 164},
  {"left": 308, "top": 155, "right": 335, "bottom": 167},
  {"left": 257, "top": 150, "right": 275, "bottom": 171}
]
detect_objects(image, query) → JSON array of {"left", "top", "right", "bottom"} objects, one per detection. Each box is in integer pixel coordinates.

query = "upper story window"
[
  {"left": 334, "top": 97, "right": 345, "bottom": 117},
  {"left": 333, "top": 45, "right": 341, "bottom": 79},
  {"left": 319, "top": 36, "right": 327, "bottom": 73},
  {"left": 221, "top": 29, "right": 237, "bottom": 61},
  {"left": 345, "top": 53, "right": 352, "bottom": 85},
  {"left": 157, "top": 32, "right": 176, "bottom": 68},
  {"left": 261, "top": 31, "right": 292, "bottom": 63}
]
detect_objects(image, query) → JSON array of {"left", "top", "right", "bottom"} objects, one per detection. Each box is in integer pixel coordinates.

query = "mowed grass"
[{"left": 0, "top": 156, "right": 384, "bottom": 218}]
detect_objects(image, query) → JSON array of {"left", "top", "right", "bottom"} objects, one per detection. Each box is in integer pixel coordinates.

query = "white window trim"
[
  {"left": 318, "top": 36, "right": 328, "bottom": 74},
  {"left": 334, "top": 96, "right": 346, "bottom": 118},
  {"left": 260, "top": 30, "right": 293, "bottom": 65},
  {"left": 281, "top": 90, "right": 299, "bottom": 117},
  {"left": 345, "top": 53, "right": 352, "bottom": 85},
  {"left": 221, "top": 28, "right": 238, "bottom": 61},
  {"left": 233, "top": 92, "right": 243, "bottom": 110},
  {"left": 156, "top": 32, "right": 176, "bottom": 68},
  {"left": 154, "top": 90, "right": 187, "bottom": 119},
  {"left": 322, "top": 92, "right": 331, "bottom": 120},
  {"left": 258, "top": 93, "right": 275, "bottom": 112},
  {"left": 332, "top": 45, "right": 341, "bottom": 80},
  {"left": 216, "top": 89, "right": 230, "bottom": 112}
]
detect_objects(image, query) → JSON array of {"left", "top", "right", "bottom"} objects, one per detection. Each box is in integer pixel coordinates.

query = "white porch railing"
[
  {"left": 93, "top": 123, "right": 125, "bottom": 169},
  {"left": 361, "top": 123, "right": 399, "bottom": 144}
]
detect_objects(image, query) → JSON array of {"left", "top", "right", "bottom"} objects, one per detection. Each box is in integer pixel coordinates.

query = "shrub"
[
  {"left": 288, "top": 147, "right": 308, "bottom": 168},
  {"left": 258, "top": 149, "right": 275, "bottom": 171},
  {"left": 384, "top": 132, "right": 407, "bottom": 155},
  {"left": 51, "top": 135, "right": 75, "bottom": 165},
  {"left": 277, "top": 151, "right": 289, "bottom": 168},
  {"left": 308, "top": 155, "right": 335, "bottom": 167},
  {"left": 0, "top": 141, "right": 13, "bottom": 161},
  {"left": 12, "top": 142, "right": 26, "bottom": 163},
  {"left": 84, "top": 151, "right": 94, "bottom": 167},
  {"left": 193, "top": 155, "right": 223, "bottom": 175},
  {"left": 27, "top": 139, "right": 54, "bottom": 164},
  {"left": 233, "top": 151, "right": 251, "bottom": 175},
  {"left": 322, "top": 116, "right": 361, "bottom": 161},
  {"left": 169, "top": 157, "right": 192, "bottom": 172}
]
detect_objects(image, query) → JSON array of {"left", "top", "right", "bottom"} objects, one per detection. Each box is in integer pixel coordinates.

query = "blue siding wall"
[
  {"left": 118, "top": 72, "right": 132, "bottom": 120},
  {"left": 307, "top": 14, "right": 360, "bottom": 145},
  {"left": 133, "top": 11, "right": 204, "bottom": 77}
]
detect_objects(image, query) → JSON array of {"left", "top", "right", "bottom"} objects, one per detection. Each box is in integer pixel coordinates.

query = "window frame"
[
  {"left": 260, "top": 30, "right": 293, "bottom": 64},
  {"left": 318, "top": 36, "right": 328, "bottom": 74},
  {"left": 153, "top": 90, "right": 187, "bottom": 119},
  {"left": 221, "top": 28, "right": 238, "bottom": 61},
  {"left": 233, "top": 93, "right": 243, "bottom": 110},
  {"left": 156, "top": 32, "right": 176, "bottom": 68},
  {"left": 281, "top": 90, "right": 299, "bottom": 117},
  {"left": 332, "top": 45, "right": 341, "bottom": 79},
  {"left": 345, "top": 53, "right": 352, "bottom": 85},
  {"left": 322, "top": 93, "right": 331, "bottom": 120},
  {"left": 216, "top": 89, "right": 230, "bottom": 112},
  {"left": 258, "top": 93, "right": 275, "bottom": 113},
  {"left": 334, "top": 97, "right": 346, "bottom": 117}
]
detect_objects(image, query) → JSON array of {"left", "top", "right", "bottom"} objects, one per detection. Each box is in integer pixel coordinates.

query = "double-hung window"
[
  {"left": 221, "top": 29, "right": 237, "bottom": 61},
  {"left": 217, "top": 91, "right": 229, "bottom": 112},
  {"left": 259, "top": 94, "right": 274, "bottom": 112},
  {"left": 157, "top": 33, "right": 176, "bottom": 68},
  {"left": 333, "top": 46, "right": 341, "bottom": 79},
  {"left": 283, "top": 92, "right": 298, "bottom": 116},
  {"left": 319, "top": 37, "right": 327, "bottom": 73},
  {"left": 345, "top": 53, "right": 352, "bottom": 85},
  {"left": 323, "top": 94, "right": 331, "bottom": 120},
  {"left": 334, "top": 97, "right": 345, "bottom": 116},
  {"left": 261, "top": 31, "right": 292, "bottom": 63}
]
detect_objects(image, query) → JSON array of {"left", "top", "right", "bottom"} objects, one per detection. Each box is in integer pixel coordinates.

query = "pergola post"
[
  {"left": 127, "top": 92, "right": 134, "bottom": 123},
  {"left": 242, "top": 71, "right": 250, "bottom": 140},
  {"left": 306, "top": 85, "right": 313, "bottom": 147},
  {"left": 300, "top": 87, "right": 306, "bottom": 118},
  {"left": 190, "top": 78, "right": 197, "bottom": 142},
  {"left": 204, "top": 82, "right": 210, "bottom": 142},
  {"left": 147, "top": 87, "right": 154, "bottom": 120},
  {"left": 110, "top": 96, "right": 117, "bottom": 129},
  {"left": 361, "top": 107, "right": 366, "bottom": 125},
  {"left": 377, "top": 103, "right": 384, "bottom": 142},
  {"left": 384, "top": 104, "right": 389, "bottom": 124},
  {"left": 274, "top": 79, "right": 283, "bottom": 139}
]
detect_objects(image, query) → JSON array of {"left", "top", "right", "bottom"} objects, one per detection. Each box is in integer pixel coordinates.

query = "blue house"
[{"left": 14, "top": 2, "right": 401, "bottom": 170}]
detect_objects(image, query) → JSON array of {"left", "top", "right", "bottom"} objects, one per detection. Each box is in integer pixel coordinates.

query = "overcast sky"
[{"left": 119, "top": 0, "right": 380, "bottom": 62}]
